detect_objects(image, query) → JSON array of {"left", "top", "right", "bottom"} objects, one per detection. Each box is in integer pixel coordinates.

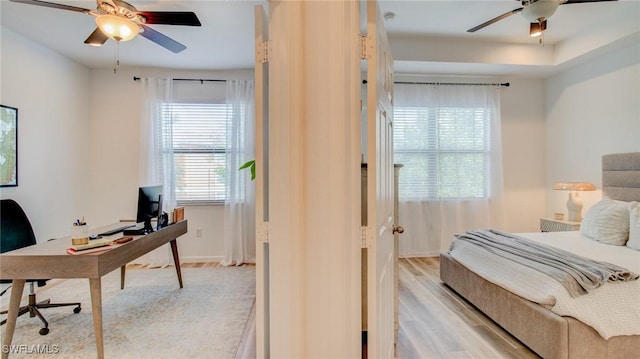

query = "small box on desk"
[{"left": 172, "top": 207, "right": 184, "bottom": 223}]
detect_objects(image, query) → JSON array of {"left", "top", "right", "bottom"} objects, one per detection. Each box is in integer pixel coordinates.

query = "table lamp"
[{"left": 553, "top": 182, "right": 596, "bottom": 222}]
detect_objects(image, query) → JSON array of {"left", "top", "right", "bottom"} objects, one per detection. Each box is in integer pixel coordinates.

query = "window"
[
  {"left": 163, "top": 103, "right": 229, "bottom": 204},
  {"left": 393, "top": 105, "right": 492, "bottom": 200}
]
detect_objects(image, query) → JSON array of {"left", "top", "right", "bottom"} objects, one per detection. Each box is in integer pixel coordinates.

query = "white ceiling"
[{"left": 1, "top": 0, "right": 639, "bottom": 77}]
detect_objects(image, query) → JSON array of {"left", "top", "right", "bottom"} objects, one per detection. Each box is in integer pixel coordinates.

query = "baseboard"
[
  {"left": 180, "top": 255, "right": 225, "bottom": 263},
  {"left": 399, "top": 251, "right": 441, "bottom": 258}
]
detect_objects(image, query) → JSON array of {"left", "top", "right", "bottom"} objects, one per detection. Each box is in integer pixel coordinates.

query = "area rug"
[{"left": 1, "top": 266, "right": 255, "bottom": 359}]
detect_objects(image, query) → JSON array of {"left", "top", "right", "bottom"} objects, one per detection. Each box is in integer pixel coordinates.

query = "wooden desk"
[{"left": 0, "top": 220, "right": 188, "bottom": 359}]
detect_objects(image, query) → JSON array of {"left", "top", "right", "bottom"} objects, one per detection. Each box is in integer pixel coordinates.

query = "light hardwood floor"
[
  {"left": 397, "top": 257, "right": 539, "bottom": 359},
  {"left": 180, "top": 258, "right": 539, "bottom": 358}
]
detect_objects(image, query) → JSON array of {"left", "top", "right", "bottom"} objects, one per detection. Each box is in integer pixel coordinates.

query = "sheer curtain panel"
[
  {"left": 136, "top": 77, "right": 176, "bottom": 267},
  {"left": 394, "top": 83, "right": 504, "bottom": 256},
  {"left": 222, "top": 80, "right": 256, "bottom": 266}
]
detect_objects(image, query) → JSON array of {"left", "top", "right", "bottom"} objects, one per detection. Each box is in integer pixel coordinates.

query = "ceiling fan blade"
[
  {"left": 467, "top": 7, "right": 523, "bottom": 33},
  {"left": 84, "top": 28, "right": 109, "bottom": 46},
  {"left": 138, "top": 11, "right": 201, "bottom": 26},
  {"left": 562, "top": 0, "right": 617, "bottom": 4},
  {"left": 139, "top": 24, "right": 187, "bottom": 53},
  {"left": 9, "top": 0, "right": 92, "bottom": 14}
]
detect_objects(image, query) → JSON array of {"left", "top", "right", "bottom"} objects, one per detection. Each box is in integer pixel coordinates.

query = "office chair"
[{"left": 0, "top": 199, "right": 81, "bottom": 335}]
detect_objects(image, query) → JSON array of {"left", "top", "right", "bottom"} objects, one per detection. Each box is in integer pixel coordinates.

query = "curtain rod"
[
  {"left": 133, "top": 76, "right": 226, "bottom": 83},
  {"left": 362, "top": 80, "right": 509, "bottom": 87},
  {"left": 133, "top": 77, "right": 507, "bottom": 87}
]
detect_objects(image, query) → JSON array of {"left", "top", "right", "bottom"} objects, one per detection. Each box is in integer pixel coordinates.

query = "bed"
[{"left": 440, "top": 152, "right": 640, "bottom": 359}]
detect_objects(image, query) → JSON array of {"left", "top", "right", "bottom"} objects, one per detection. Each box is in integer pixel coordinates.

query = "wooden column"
[{"left": 264, "top": 1, "right": 362, "bottom": 358}]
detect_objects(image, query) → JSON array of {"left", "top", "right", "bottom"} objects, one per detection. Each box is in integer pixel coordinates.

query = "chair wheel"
[
  {"left": 39, "top": 327, "right": 49, "bottom": 335},
  {"left": 73, "top": 306, "right": 81, "bottom": 314}
]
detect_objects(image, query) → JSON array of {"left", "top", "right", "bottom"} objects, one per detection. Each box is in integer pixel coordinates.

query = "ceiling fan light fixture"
[
  {"left": 95, "top": 14, "right": 139, "bottom": 42},
  {"left": 529, "top": 20, "right": 547, "bottom": 37},
  {"left": 521, "top": 0, "right": 559, "bottom": 23}
]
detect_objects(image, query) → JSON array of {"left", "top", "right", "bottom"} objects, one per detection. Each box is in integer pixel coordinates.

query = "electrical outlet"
[{"left": 196, "top": 229, "right": 202, "bottom": 237}]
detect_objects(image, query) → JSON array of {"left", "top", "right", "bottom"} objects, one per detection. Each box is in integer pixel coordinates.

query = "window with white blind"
[
  {"left": 163, "top": 103, "right": 229, "bottom": 204},
  {"left": 393, "top": 105, "right": 492, "bottom": 200}
]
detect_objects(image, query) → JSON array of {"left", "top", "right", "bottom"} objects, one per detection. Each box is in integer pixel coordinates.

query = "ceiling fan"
[
  {"left": 467, "top": 0, "right": 617, "bottom": 38},
  {"left": 9, "top": 0, "right": 201, "bottom": 53}
]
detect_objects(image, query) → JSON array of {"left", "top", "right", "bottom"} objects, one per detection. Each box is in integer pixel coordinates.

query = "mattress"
[{"left": 448, "top": 231, "right": 640, "bottom": 339}]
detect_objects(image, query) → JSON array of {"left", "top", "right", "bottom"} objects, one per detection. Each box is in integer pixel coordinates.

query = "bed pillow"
[
  {"left": 580, "top": 197, "right": 629, "bottom": 246},
  {"left": 627, "top": 201, "right": 640, "bottom": 251}
]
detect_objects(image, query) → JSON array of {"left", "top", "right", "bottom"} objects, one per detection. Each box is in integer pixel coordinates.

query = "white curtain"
[
  {"left": 395, "top": 84, "right": 504, "bottom": 257},
  {"left": 222, "top": 80, "right": 256, "bottom": 266},
  {"left": 136, "top": 77, "right": 176, "bottom": 267}
]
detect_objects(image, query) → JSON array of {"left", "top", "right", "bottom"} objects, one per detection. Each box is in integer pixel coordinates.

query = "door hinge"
[
  {"left": 361, "top": 226, "right": 369, "bottom": 248},
  {"left": 361, "top": 35, "right": 372, "bottom": 60},
  {"left": 258, "top": 221, "right": 269, "bottom": 243},
  {"left": 257, "top": 40, "right": 272, "bottom": 64}
]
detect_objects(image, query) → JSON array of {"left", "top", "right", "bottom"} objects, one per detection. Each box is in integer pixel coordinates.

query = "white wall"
[
  {"left": 0, "top": 28, "right": 91, "bottom": 242},
  {"left": 545, "top": 41, "right": 640, "bottom": 216},
  {"left": 500, "top": 78, "right": 547, "bottom": 232}
]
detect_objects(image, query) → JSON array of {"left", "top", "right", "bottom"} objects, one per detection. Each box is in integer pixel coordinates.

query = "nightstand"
[{"left": 540, "top": 218, "right": 581, "bottom": 232}]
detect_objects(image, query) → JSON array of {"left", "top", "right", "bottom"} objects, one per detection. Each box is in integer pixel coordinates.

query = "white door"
[
  {"left": 254, "top": 5, "right": 269, "bottom": 359},
  {"left": 365, "top": 1, "right": 395, "bottom": 358}
]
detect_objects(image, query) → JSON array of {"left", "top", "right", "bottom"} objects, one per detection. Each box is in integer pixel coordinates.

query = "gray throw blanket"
[{"left": 453, "top": 230, "right": 639, "bottom": 297}]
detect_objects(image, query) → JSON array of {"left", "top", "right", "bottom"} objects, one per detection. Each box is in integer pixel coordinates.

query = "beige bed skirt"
[{"left": 439, "top": 253, "right": 640, "bottom": 359}]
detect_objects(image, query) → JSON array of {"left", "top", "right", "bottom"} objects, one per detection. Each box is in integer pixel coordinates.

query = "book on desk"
[
  {"left": 67, "top": 238, "right": 113, "bottom": 255},
  {"left": 66, "top": 236, "right": 133, "bottom": 255}
]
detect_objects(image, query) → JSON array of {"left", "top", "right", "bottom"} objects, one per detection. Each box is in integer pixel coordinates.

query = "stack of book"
[{"left": 67, "top": 238, "right": 114, "bottom": 255}]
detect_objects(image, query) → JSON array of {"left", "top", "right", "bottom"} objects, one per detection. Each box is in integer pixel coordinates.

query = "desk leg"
[
  {"left": 89, "top": 278, "right": 104, "bottom": 359},
  {"left": 170, "top": 239, "right": 183, "bottom": 288},
  {"left": 120, "top": 265, "right": 126, "bottom": 290},
  {"left": 1, "top": 279, "right": 25, "bottom": 359}
]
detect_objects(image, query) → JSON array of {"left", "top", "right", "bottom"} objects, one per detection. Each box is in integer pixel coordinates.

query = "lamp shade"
[
  {"left": 553, "top": 182, "right": 596, "bottom": 191},
  {"left": 95, "top": 15, "right": 139, "bottom": 42}
]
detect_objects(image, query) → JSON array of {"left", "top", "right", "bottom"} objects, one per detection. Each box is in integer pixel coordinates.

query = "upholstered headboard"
[{"left": 602, "top": 152, "right": 640, "bottom": 202}]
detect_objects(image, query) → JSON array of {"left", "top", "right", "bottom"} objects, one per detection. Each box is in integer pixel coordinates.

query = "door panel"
[
  {"left": 254, "top": 5, "right": 269, "bottom": 358},
  {"left": 366, "top": 0, "right": 395, "bottom": 358}
]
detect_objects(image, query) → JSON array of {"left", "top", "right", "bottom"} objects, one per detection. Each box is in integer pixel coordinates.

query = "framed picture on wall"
[{"left": 0, "top": 104, "right": 18, "bottom": 187}]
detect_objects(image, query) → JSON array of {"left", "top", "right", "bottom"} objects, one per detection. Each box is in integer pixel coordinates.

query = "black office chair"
[{"left": 0, "top": 199, "right": 81, "bottom": 335}]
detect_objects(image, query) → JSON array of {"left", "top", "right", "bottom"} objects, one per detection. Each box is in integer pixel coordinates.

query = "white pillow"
[
  {"left": 580, "top": 197, "right": 629, "bottom": 246},
  {"left": 627, "top": 201, "right": 640, "bottom": 251}
]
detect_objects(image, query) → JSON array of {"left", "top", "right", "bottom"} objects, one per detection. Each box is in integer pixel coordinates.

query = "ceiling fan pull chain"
[
  {"left": 116, "top": 40, "right": 120, "bottom": 69},
  {"left": 113, "top": 40, "right": 120, "bottom": 74}
]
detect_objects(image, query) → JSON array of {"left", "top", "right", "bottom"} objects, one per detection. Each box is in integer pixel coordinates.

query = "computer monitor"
[{"left": 136, "top": 185, "right": 163, "bottom": 233}]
